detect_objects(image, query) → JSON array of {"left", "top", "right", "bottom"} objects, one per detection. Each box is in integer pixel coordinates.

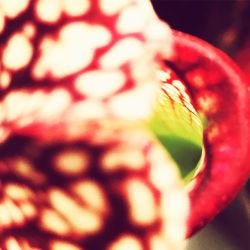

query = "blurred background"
[{"left": 152, "top": 1, "right": 250, "bottom": 249}]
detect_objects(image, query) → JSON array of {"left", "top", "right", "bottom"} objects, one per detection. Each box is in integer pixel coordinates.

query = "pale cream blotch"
[
  {"left": 3, "top": 33, "right": 33, "bottom": 71},
  {"left": 10, "top": 157, "right": 46, "bottom": 185},
  {"left": 125, "top": 179, "right": 157, "bottom": 226},
  {"left": 100, "top": 38, "right": 144, "bottom": 69},
  {"left": 53, "top": 149, "right": 90, "bottom": 176},
  {"left": 70, "top": 180, "right": 108, "bottom": 214},
  {"left": 50, "top": 240, "right": 81, "bottom": 250},
  {"left": 108, "top": 83, "right": 157, "bottom": 120},
  {"left": 108, "top": 235, "right": 143, "bottom": 250},
  {"left": 62, "top": 0, "right": 90, "bottom": 17},
  {"left": 0, "top": 71, "right": 11, "bottom": 89},
  {"left": 33, "top": 22, "right": 111, "bottom": 79},
  {"left": 75, "top": 70, "right": 125, "bottom": 99},
  {"left": 101, "top": 145, "right": 146, "bottom": 172},
  {"left": 149, "top": 234, "right": 167, "bottom": 250},
  {"left": 49, "top": 189, "right": 103, "bottom": 235},
  {"left": 149, "top": 146, "right": 180, "bottom": 190},
  {"left": 0, "top": 0, "right": 30, "bottom": 18},
  {"left": 36, "top": 88, "right": 72, "bottom": 120},
  {"left": 22, "top": 22, "right": 37, "bottom": 39},
  {"left": 67, "top": 100, "right": 107, "bottom": 121},
  {"left": 35, "top": 0, "right": 62, "bottom": 24},
  {"left": 40, "top": 208, "right": 71, "bottom": 236},
  {"left": 116, "top": 5, "right": 149, "bottom": 34},
  {"left": 99, "top": 0, "right": 132, "bottom": 15},
  {"left": 0, "top": 9, "right": 5, "bottom": 33}
]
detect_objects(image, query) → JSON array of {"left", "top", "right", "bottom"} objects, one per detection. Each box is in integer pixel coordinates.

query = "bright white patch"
[
  {"left": 0, "top": 0, "right": 30, "bottom": 18},
  {"left": 101, "top": 146, "right": 145, "bottom": 172},
  {"left": 3, "top": 91, "right": 30, "bottom": 121},
  {"left": 35, "top": 0, "right": 61, "bottom": 23},
  {"left": 161, "top": 191, "right": 189, "bottom": 242},
  {"left": 54, "top": 149, "right": 89, "bottom": 176},
  {"left": 143, "top": 19, "right": 173, "bottom": 57},
  {"left": 99, "top": 0, "right": 132, "bottom": 15},
  {"left": 100, "top": 38, "right": 144, "bottom": 69},
  {"left": 0, "top": 10, "right": 5, "bottom": 33},
  {"left": 72, "top": 181, "right": 108, "bottom": 214},
  {"left": 50, "top": 240, "right": 81, "bottom": 250},
  {"left": 63, "top": 0, "right": 90, "bottom": 16},
  {"left": 116, "top": 5, "right": 148, "bottom": 34},
  {"left": 149, "top": 147, "right": 179, "bottom": 190},
  {"left": 149, "top": 235, "right": 167, "bottom": 250},
  {"left": 0, "top": 71, "right": 11, "bottom": 89},
  {"left": 33, "top": 22, "right": 111, "bottom": 78},
  {"left": 108, "top": 235, "right": 143, "bottom": 250},
  {"left": 5, "top": 199, "right": 25, "bottom": 225},
  {"left": 126, "top": 179, "right": 156, "bottom": 226},
  {"left": 40, "top": 208, "right": 71, "bottom": 236},
  {"left": 68, "top": 100, "right": 107, "bottom": 121},
  {"left": 75, "top": 70, "right": 125, "bottom": 99},
  {"left": 37, "top": 89, "right": 71, "bottom": 120},
  {"left": 108, "top": 83, "right": 156, "bottom": 120},
  {"left": 3, "top": 33, "right": 33, "bottom": 71},
  {"left": 22, "top": 22, "right": 36, "bottom": 39},
  {"left": 49, "top": 189, "right": 102, "bottom": 234}
]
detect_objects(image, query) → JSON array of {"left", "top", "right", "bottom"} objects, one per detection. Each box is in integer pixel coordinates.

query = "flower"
[{"left": 0, "top": 1, "right": 188, "bottom": 249}]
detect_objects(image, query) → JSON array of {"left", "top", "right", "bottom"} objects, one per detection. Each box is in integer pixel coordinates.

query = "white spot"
[
  {"left": 0, "top": 71, "right": 11, "bottom": 89},
  {"left": 3, "top": 33, "right": 33, "bottom": 71},
  {"left": 37, "top": 89, "right": 71, "bottom": 120},
  {"left": 99, "top": 0, "right": 132, "bottom": 15},
  {"left": 49, "top": 189, "right": 103, "bottom": 235},
  {"left": 161, "top": 191, "right": 189, "bottom": 242},
  {"left": 116, "top": 5, "right": 148, "bottom": 34},
  {"left": 3, "top": 91, "right": 30, "bottom": 121},
  {"left": 35, "top": 0, "right": 62, "bottom": 23},
  {"left": 0, "top": 0, "right": 30, "bottom": 18},
  {"left": 40, "top": 208, "right": 71, "bottom": 236},
  {"left": 108, "top": 83, "right": 156, "bottom": 120},
  {"left": 68, "top": 100, "right": 107, "bottom": 121},
  {"left": 0, "top": 10, "right": 5, "bottom": 33},
  {"left": 108, "top": 235, "right": 143, "bottom": 250},
  {"left": 143, "top": 19, "right": 173, "bottom": 57},
  {"left": 50, "top": 240, "right": 81, "bottom": 250},
  {"left": 75, "top": 70, "right": 125, "bottom": 99},
  {"left": 33, "top": 22, "right": 111, "bottom": 78},
  {"left": 22, "top": 22, "right": 36, "bottom": 39},
  {"left": 148, "top": 145, "right": 180, "bottom": 191},
  {"left": 100, "top": 38, "right": 144, "bottom": 69},
  {"left": 126, "top": 179, "right": 156, "bottom": 226},
  {"left": 72, "top": 180, "right": 108, "bottom": 214},
  {"left": 53, "top": 149, "right": 90, "bottom": 176},
  {"left": 63, "top": 0, "right": 90, "bottom": 16},
  {"left": 101, "top": 146, "right": 145, "bottom": 172}
]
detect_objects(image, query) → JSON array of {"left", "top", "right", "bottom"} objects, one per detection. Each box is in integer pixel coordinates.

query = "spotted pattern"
[
  {"left": 0, "top": 0, "right": 172, "bottom": 144},
  {"left": 0, "top": 0, "right": 189, "bottom": 249},
  {"left": 0, "top": 132, "right": 188, "bottom": 250}
]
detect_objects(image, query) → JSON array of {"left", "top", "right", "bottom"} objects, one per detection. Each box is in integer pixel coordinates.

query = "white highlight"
[
  {"left": 3, "top": 33, "right": 33, "bottom": 71},
  {"left": 108, "top": 83, "right": 156, "bottom": 120},
  {"left": 63, "top": 0, "right": 90, "bottom": 16},
  {"left": 0, "top": 0, "right": 30, "bottom": 18},
  {"left": 99, "top": 0, "right": 132, "bottom": 15},
  {"left": 75, "top": 70, "right": 125, "bottom": 99},
  {"left": 100, "top": 38, "right": 143, "bottom": 69},
  {"left": 33, "top": 22, "right": 111, "bottom": 78}
]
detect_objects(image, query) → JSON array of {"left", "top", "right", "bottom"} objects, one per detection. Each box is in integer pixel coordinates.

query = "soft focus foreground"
[{"left": 0, "top": 1, "right": 189, "bottom": 250}]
